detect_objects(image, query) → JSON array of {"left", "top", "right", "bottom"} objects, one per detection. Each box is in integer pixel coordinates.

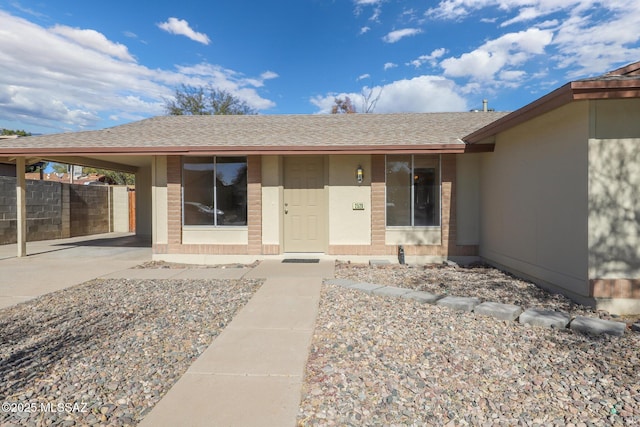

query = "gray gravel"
[
  {"left": 298, "top": 264, "right": 640, "bottom": 426},
  {"left": 0, "top": 276, "right": 261, "bottom": 426}
]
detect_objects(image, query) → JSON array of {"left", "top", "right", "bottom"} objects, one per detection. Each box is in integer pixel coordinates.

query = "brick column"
[
  {"left": 370, "top": 155, "right": 386, "bottom": 255},
  {"left": 247, "top": 156, "right": 262, "bottom": 255},
  {"left": 440, "top": 154, "right": 456, "bottom": 256},
  {"left": 166, "top": 156, "right": 182, "bottom": 245}
]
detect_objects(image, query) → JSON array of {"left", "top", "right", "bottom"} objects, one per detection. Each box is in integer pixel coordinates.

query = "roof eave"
[
  {"left": 0, "top": 142, "right": 494, "bottom": 157},
  {"left": 464, "top": 78, "right": 640, "bottom": 143}
]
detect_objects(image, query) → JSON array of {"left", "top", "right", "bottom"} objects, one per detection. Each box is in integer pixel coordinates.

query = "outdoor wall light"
[{"left": 356, "top": 165, "right": 364, "bottom": 184}]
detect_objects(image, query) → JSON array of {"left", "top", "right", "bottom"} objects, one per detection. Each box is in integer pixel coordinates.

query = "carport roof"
[{"left": 0, "top": 112, "right": 509, "bottom": 157}]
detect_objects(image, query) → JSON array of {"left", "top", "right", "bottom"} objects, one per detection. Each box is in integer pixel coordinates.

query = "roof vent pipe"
[{"left": 482, "top": 99, "right": 488, "bottom": 112}]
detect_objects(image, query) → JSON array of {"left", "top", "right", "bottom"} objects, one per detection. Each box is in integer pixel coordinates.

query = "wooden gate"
[{"left": 128, "top": 189, "right": 136, "bottom": 232}]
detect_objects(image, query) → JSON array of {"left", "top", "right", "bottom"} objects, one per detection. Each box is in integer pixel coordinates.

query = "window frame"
[
  {"left": 385, "top": 154, "right": 442, "bottom": 228},
  {"left": 181, "top": 156, "right": 248, "bottom": 228}
]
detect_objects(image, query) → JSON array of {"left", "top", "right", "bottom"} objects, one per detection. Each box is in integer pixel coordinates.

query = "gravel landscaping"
[
  {"left": 298, "top": 263, "right": 640, "bottom": 426},
  {"left": 0, "top": 276, "right": 261, "bottom": 426}
]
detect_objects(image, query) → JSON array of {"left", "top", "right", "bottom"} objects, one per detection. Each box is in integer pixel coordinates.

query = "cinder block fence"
[{"left": 0, "top": 177, "right": 131, "bottom": 245}]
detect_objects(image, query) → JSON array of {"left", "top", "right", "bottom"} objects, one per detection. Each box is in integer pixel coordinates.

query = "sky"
[{"left": 1, "top": 0, "right": 639, "bottom": 135}]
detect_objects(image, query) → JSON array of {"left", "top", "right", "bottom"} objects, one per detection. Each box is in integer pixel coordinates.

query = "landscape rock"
[
  {"left": 436, "top": 295, "right": 481, "bottom": 312},
  {"left": 570, "top": 316, "right": 626, "bottom": 336},
  {"left": 474, "top": 301, "right": 523, "bottom": 321},
  {"left": 519, "top": 308, "right": 571, "bottom": 329}
]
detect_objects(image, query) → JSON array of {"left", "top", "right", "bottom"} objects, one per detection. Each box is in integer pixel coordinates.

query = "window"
[
  {"left": 386, "top": 155, "right": 440, "bottom": 227},
  {"left": 182, "top": 157, "right": 247, "bottom": 226}
]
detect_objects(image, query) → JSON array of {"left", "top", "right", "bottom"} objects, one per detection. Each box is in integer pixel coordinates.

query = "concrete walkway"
[
  {"left": 0, "top": 233, "right": 151, "bottom": 309},
  {"left": 139, "top": 260, "right": 333, "bottom": 427}
]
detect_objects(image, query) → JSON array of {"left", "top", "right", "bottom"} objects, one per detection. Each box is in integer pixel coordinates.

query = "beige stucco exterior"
[
  {"left": 261, "top": 156, "right": 282, "bottom": 246},
  {"left": 328, "top": 155, "right": 371, "bottom": 245},
  {"left": 152, "top": 155, "right": 168, "bottom": 245},
  {"left": 455, "top": 154, "right": 481, "bottom": 245},
  {"left": 589, "top": 99, "right": 640, "bottom": 279},
  {"left": 135, "top": 164, "right": 153, "bottom": 238},
  {"left": 479, "top": 101, "right": 590, "bottom": 301}
]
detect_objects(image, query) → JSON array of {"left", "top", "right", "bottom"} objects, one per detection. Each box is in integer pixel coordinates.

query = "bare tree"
[{"left": 360, "top": 86, "right": 382, "bottom": 113}]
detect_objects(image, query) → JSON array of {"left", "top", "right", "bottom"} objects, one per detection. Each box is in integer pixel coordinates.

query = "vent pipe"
[{"left": 482, "top": 99, "right": 488, "bottom": 112}]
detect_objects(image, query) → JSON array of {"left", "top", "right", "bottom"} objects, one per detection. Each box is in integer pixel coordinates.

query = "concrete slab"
[
  {"left": 244, "top": 259, "right": 334, "bottom": 279},
  {"left": 519, "top": 308, "right": 571, "bottom": 329},
  {"left": 570, "top": 316, "right": 626, "bottom": 336},
  {"left": 171, "top": 267, "right": 250, "bottom": 280},
  {"left": 250, "top": 277, "right": 320, "bottom": 298},
  {"left": 401, "top": 290, "right": 442, "bottom": 304},
  {"left": 138, "top": 373, "right": 302, "bottom": 427},
  {"left": 437, "top": 296, "right": 481, "bottom": 312},
  {"left": 369, "top": 259, "right": 391, "bottom": 266},
  {"left": 474, "top": 301, "right": 523, "bottom": 321},
  {"left": 230, "top": 295, "right": 319, "bottom": 330},
  {"left": 0, "top": 233, "right": 151, "bottom": 310},
  {"left": 188, "top": 328, "right": 311, "bottom": 376},
  {"left": 372, "top": 286, "right": 412, "bottom": 297},
  {"left": 139, "top": 274, "right": 322, "bottom": 427},
  {"left": 348, "top": 282, "right": 386, "bottom": 294}
]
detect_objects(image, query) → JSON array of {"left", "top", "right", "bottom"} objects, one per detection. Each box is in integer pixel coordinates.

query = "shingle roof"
[{"left": 0, "top": 112, "right": 509, "bottom": 156}]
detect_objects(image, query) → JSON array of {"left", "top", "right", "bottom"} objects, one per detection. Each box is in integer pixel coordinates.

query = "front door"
[{"left": 283, "top": 156, "right": 326, "bottom": 252}]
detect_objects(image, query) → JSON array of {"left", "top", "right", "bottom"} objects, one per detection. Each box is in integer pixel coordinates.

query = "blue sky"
[{"left": 1, "top": 0, "right": 639, "bottom": 134}]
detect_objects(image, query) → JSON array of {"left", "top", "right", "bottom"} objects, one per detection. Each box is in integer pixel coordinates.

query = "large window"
[
  {"left": 386, "top": 155, "right": 440, "bottom": 227},
  {"left": 182, "top": 157, "right": 247, "bottom": 226}
]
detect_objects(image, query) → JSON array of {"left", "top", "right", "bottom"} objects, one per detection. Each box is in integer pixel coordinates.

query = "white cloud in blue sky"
[
  {"left": 0, "top": 0, "right": 639, "bottom": 133},
  {"left": 157, "top": 17, "right": 211, "bottom": 45}
]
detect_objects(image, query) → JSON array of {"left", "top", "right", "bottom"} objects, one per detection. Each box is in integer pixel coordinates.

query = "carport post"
[{"left": 16, "top": 157, "right": 27, "bottom": 257}]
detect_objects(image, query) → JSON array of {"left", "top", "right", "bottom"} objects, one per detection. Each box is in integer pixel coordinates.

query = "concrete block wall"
[
  {"left": 69, "top": 184, "right": 110, "bottom": 237},
  {"left": 0, "top": 177, "right": 119, "bottom": 244}
]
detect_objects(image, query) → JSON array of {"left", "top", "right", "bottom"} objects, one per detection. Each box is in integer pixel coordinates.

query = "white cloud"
[
  {"left": 360, "top": 26, "right": 371, "bottom": 34},
  {"left": 384, "top": 62, "right": 398, "bottom": 70},
  {"left": 382, "top": 28, "right": 422, "bottom": 43},
  {"left": 440, "top": 28, "right": 553, "bottom": 81},
  {"left": 0, "top": 11, "right": 276, "bottom": 132},
  {"left": 310, "top": 75, "right": 467, "bottom": 113},
  {"left": 426, "top": 1, "right": 640, "bottom": 80},
  {"left": 157, "top": 17, "right": 211, "bottom": 45},
  {"left": 407, "top": 48, "right": 447, "bottom": 68},
  {"left": 357, "top": 74, "right": 371, "bottom": 81},
  {"left": 426, "top": 0, "right": 599, "bottom": 24},
  {"left": 51, "top": 25, "right": 135, "bottom": 62}
]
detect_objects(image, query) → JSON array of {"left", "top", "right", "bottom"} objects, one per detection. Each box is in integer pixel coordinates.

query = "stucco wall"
[
  {"left": 112, "top": 186, "right": 130, "bottom": 233},
  {"left": 152, "top": 156, "right": 168, "bottom": 245},
  {"left": 328, "top": 155, "right": 371, "bottom": 245},
  {"left": 261, "top": 156, "right": 281, "bottom": 246},
  {"left": 479, "top": 101, "right": 590, "bottom": 298},
  {"left": 589, "top": 99, "right": 640, "bottom": 280},
  {"left": 136, "top": 165, "right": 153, "bottom": 238},
  {"left": 456, "top": 154, "right": 481, "bottom": 245}
]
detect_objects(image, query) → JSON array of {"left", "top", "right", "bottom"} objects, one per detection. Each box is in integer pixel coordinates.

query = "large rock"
[
  {"left": 348, "top": 282, "right": 386, "bottom": 294},
  {"left": 401, "top": 290, "right": 442, "bottom": 304},
  {"left": 519, "top": 308, "right": 570, "bottom": 329},
  {"left": 372, "top": 286, "right": 412, "bottom": 298},
  {"left": 474, "top": 301, "right": 522, "bottom": 321},
  {"left": 436, "top": 296, "right": 481, "bottom": 312},
  {"left": 570, "top": 316, "right": 626, "bottom": 337}
]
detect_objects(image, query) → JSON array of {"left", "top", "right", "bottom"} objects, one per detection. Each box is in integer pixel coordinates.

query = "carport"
[{"left": 1, "top": 147, "right": 153, "bottom": 257}]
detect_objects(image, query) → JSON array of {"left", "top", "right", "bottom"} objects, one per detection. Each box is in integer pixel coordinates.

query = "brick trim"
[
  {"left": 166, "top": 156, "right": 182, "bottom": 245},
  {"left": 590, "top": 279, "right": 640, "bottom": 299},
  {"left": 247, "top": 156, "right": 262, "bottom": 255}
]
